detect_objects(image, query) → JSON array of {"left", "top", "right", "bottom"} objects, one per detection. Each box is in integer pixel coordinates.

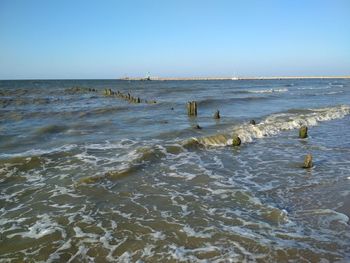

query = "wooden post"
[
  {"left": 192, "top": 101, "right": 197, "bottom": 116},
  {"left": 187, "top": 102, "right": 192, "bottom": 116},
  {"left": 303, "top": 154, "right": 313, "bottom": 168},
  {"left": 187, "top": 101, "right": 197, "bottom": 116},
  {"left": 299, "top": 126, "right": 308, "bottom": 138},
  {"left": 232, "top": 134, "right": 241, "bottom": 146},
  {"left": 214, "top": 110, "right": 220, "bottom": 119}
]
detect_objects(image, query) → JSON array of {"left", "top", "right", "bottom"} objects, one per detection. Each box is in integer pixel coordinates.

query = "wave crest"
[
  {"left": 247, "top": 88, "right": 288, "bottom": 94},
  {"left": 196, "top": 105, "right": 350, "bottom": 146}
]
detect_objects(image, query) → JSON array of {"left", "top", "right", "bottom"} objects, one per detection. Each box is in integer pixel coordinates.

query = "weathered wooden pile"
[
  {"left": 187, "top": 101, "right": 197, "bottom": 116},
  {"left": 303, "top": 154, "right": 313, "bottom": 168},
  {"left": 214, "top": 110, "right": 220, "bottom": 119},
  {"left": 299, "top": 125, "right": 308, "bottom": 138}
]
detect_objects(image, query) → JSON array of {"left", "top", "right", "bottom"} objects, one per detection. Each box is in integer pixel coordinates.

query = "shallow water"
[{"left": 0, "top": 79, "right": 350, "bottom": 262}]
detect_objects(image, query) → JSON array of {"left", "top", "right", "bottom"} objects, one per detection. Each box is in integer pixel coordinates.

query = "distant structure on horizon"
[
  {"left": 121, "top": 72, "right": 156, "bottom": 81},
  {"left": 119, "top": 74, "right": 240, "bottom": 81},
  {"left": 118, "top": 75, "right": 350, "bottom": 81}
]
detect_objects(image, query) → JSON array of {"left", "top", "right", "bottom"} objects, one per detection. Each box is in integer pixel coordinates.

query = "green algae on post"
[
  {"left": 232, "top": 135, "right": 241, "bottom": 146},
  {"left": 187, "top": 101, "right": 197, "bottom": 116},
  {"left": 299, "top": 126, "right": 308, "bottom": 138},
  {"left": 303, "top": 154, "right": 313, "bottom": 168}
]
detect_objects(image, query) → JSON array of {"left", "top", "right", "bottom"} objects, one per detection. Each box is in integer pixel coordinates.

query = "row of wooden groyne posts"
[
  {"left": 103, "top": 88, "right": 157, "bottom": 104},
  {"left": 73, "top": 86, "right": 313, "bottom": 169},
  {"left": 66, "top": 86, "right": 157, "bottom": 104},
  {"left": 187, "top": 101, "right": 312, "bottom": 169},
  {"left": 106, "top": 92, "right": 313, "bottom": 169}
]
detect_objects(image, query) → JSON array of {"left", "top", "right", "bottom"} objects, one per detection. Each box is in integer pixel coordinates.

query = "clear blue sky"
[{"left": 0, "top": 0, "right": 349, "bottom": 79}]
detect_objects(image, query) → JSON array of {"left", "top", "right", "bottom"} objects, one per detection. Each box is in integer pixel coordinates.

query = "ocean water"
[{"left": 0, "top": 79, "right": 349, "bottom": 262}]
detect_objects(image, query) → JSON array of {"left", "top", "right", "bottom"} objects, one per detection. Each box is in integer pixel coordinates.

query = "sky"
[{"left": 0, "top": 0, "right": 349, "bottom": 79}]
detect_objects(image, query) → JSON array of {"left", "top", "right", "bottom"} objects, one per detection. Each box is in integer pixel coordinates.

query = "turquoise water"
[{"left": 1, "top": 79, "right": 350, "bottom": 262}]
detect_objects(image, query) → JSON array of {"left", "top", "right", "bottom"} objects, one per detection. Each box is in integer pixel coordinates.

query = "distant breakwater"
[{"left": 118, "top": 76, "right": 350, "bottom": 81}]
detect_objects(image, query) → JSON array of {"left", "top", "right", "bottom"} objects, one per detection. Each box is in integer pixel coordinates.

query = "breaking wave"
[
  {"left": 247, "top": 88, "right": 288, "bottom": 93},
  {"left": 78, "top": 105, "right": 350, "bottom": 183},
  {"left": 192, "top": 105, "right": 350, "bottom": 146},
  {"left": 78, "top": 145, "right": 170, "bottom": 184},
  {"left": 232, "top": 88, "right": 289, "bottom": 94},
  {"left": 198, "top": 96, "right": 268, "bottom": 107}
]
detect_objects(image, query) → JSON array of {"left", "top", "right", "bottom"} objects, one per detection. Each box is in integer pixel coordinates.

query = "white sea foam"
[
  {"left": 249, "top": 88, "right": 288, "bottom": 93},
  {"left": 0, "top": 144, "right": 77, "bottom": 159},
  {"left": 167, "top": 244, "right": 222, "bottom": 262},
  {"left": 297, "top": 86, "right": 331, "bottom": 90},
  {"left": 46, "top": 240, "right": 72, "bottom": 263},
  {"left": 299, "top": 209, "right": 349, "bottom": 225},
  {"left": 240, "top": 104, "right": 350, "bottom": 142},
  {"left": 164, "top": 150, "right": 213, "bottom": 180},
  {"left": 74, "top": 144, "right": 141, "bottom": 172},
  {"left": 49, "top": 185, "right": 82, "bottom": 198},
  {"left": 182, "top": 225, "right": 214, "bottom": 238},
  {"left": 67, "top": 245, "right": 89, "bottom": 263},
  {"left": 150, "top": 231, "right": 166, "bottom": 240},
  {"left": 85, "top": 139, "right": 137, "bottom": 150},
  {"left": 118, "top": 251, "right": 132, "bottom": 263},
  {"left": 166, "top": 172, "right": 197, "bottom": 180},
  {"left": 198, "top": 105, "right": 350, "bottom": 146},
  {"left": 7, "top": 214, "right": 66, "bottom": 239},
  {"left": 139, "top": 245, "right": 155, "bottom": 258},
  {"left": 321, "top": 90, "right": 344, "bottom": 95}
]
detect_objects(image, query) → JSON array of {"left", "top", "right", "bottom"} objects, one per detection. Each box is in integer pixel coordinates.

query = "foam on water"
[
  {"left": 77, "top": 143, "right": 168, "bottom": 183},
  {"left": 0, "top": 144, "right": 77, "bottom": 159},
  {"left": 297, "top": 85, "right": 332, "bottom": 90},
  {"left": 196, "top": 105, "right": 350, "bottom": 146},
  {"left": 182, "top": 225, "right": 215, "bottom": 238},
  {"left": 6, "top": 214, "right": 66, "bottom": 239},
  {"left": 1, "top": 79, "right": 350, "bottom": 262},
  {"left": 298, "top": 209, "right": 349, "bottom": 226},
  {"left": 248, "top": 88, "right": 288, "bottom": 93}
]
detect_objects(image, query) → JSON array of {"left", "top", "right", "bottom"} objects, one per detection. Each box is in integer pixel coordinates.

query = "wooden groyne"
[
  {"left": 69, "top": 86, "right": 314, "bottom": 170},
  {"left": 118, "top": 76, "right": 350, "bottom": 81},
  {"left": 65, "top": 86, "right": 157, "bottom": 104},
  {"left": 65, "top": 86, "right": 98, "bottom": 94},
  {"left": 103, "top": 88, "right": 157, "bottom": 104}
]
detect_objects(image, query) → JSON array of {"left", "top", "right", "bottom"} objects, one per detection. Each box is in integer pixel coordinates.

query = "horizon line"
[
  {"left": 119, "top": 75, "right": 350, "bottom": 81},
  {"left": 1, "top": 75, "right": 350, "bottom": 81}
]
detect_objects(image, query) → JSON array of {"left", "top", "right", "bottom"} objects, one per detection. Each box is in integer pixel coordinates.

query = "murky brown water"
[{"left": 1, "top": 79, "right": 350, "bottom": 262}]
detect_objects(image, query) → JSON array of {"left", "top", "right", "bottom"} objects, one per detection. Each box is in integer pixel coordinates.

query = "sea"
[{"left": 0, "top": 79, "right": 349, "bottom": 262}]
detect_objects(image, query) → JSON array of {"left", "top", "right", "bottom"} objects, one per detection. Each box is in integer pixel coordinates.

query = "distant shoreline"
[
  {"left": 1, "top": 76, "right": 349, "bottom": 81},
  {"left": 119, "top": 76, "right": 350, "bottom": 81}
]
